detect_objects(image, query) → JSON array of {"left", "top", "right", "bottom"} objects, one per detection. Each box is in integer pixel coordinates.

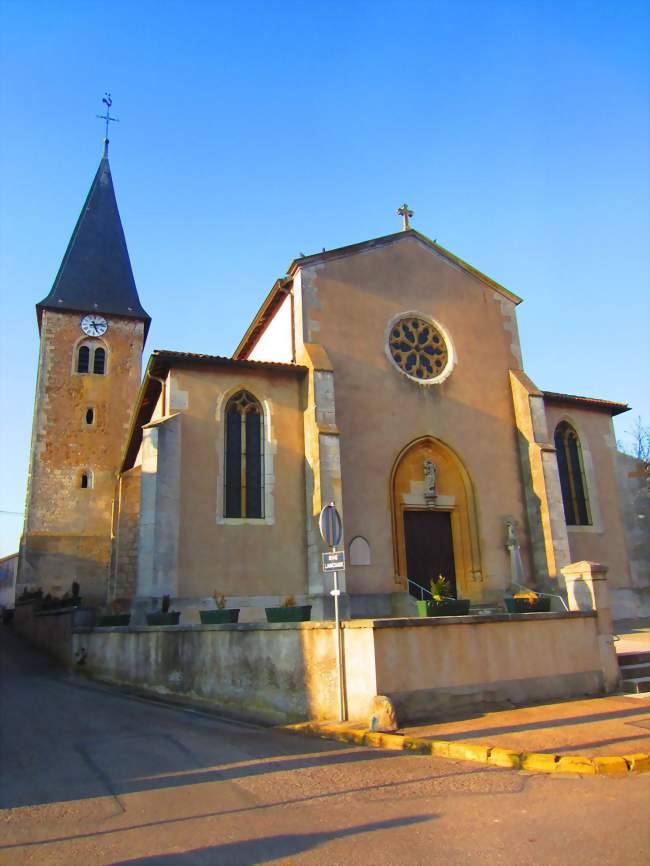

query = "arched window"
[
  {"left": 77, "top": 345, "right": 90, "bottom": 373},
  {"left": 76, "top": 341, "right": 107, "bottom": 375},
  {"left": 554, "top": 422, "right": 591, "bottom": 526},
  {"left": 224, "top": 391, "right": 264, "bottom": 518},
  {"left": 93, "top": 347, "right": 106, "bottom": 374},
  {"left": 80, "top": 471, "right": 93, "bottom": 489}
]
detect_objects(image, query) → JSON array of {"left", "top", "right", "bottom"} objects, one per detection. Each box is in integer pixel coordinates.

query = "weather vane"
[
  {"left": 96, "top": 92, "right": 119, "bottom": 142},
  {"left": 397, "top": 203, "right": 414, "bottom": 231}
]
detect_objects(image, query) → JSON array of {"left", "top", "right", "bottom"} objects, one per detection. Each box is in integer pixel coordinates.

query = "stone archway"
[{"left": 391, "top": 436, "right": 483, "bottom": 601}]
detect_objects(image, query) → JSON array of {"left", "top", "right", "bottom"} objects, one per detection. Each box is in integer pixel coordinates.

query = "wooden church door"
[{"left": 404, "top": 510, "right": 457, "bottom": 598}]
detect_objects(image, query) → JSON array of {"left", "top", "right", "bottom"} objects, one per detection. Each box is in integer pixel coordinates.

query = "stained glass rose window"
[{"left": 388, "top": 316, "right": 450, "bottom": 382}]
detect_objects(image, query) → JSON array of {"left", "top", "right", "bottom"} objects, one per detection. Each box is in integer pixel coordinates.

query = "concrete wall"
[
  {"left": 13, "top": 601, "right": 94, "bottom": 664},
  {"left": 61, "top": 612, "right": 605, "bottom": 725},
  {"left": 613, "top": 452, "right": 650, "bottom": 618},
  {"left": 292, "top": 235, "right": 533, "bottom": 602},
  {"left": 363, "top": 612, "right": 603, "bottom": 721},
  {"left": 543, "top": 404, "right": 631, "bottom": 589},
  {"left": 248, "top": 293, "right": 293, "bottom": 363},
  {"left": 19, "top": 310, "right": 144, "bottom": 602}
]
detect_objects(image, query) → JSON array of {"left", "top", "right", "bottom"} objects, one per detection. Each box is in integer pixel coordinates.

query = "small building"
[{"left": 0, "top": 553, "right": 18, "bottom": 611}]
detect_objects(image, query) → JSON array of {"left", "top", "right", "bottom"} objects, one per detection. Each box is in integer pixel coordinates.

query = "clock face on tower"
[{"left": 80, "top": 314, "right": 108, "bottom": 337}]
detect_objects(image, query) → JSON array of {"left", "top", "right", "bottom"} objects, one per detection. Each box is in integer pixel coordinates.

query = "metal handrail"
[
  {"left": 509, "top": 581, "right": 569, "bottom": 612},
  {"left": 407, "top": 578, "right": 433, "bottom": 600},
  {"left": 406, "top": 579, "right": 457, "bottom": 603}
]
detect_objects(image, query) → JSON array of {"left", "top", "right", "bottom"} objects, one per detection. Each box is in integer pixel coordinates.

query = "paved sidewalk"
[
  {"left": 399, "top": 694, "right": 650, "bottom": 757},
  {"left": 398, "top": 619, "right": 650, "bottom": 758},
  {"left": 614, "top": 617, "right": 650, "bottom": 655}
]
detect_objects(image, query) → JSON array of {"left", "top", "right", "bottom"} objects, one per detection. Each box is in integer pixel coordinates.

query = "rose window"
[{"left": 388, "top": 317, "right": 449, "bottom": 381}]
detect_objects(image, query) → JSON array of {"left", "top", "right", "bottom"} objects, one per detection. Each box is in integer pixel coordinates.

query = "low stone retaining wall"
[
  {"left": 13, "top": 601, "right": 95, "bottom": 664},
  {"left": 13, "top": 601, "right": 606, "bottom": 725},
  {"left": 345, "top": 612, "right": 604, "bottom": 722},
  {"left": 69, "top": 611, "right": 603, "bottom": 725}
]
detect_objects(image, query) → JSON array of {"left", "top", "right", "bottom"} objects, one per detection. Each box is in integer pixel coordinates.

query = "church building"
[{"left": 17, "top": 147, "right": 645, "bottom": 623}]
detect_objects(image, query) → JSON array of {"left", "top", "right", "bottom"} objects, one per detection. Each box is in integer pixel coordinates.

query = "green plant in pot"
[
  {"left": 266, "top": 594, "right": 312, "bottom": 623},
  {"left": 146, "top": 594, "right": 181, "bottom": 626},
  {"left": 97, "top": 597, "right": 132, "bottom": 627},
  {"left": 416, "top": 575, "right": 471, "bottom": 617},
  {"left": 504, "top": 589, "right": 551, "bottom": 613},
  {"left": 200, "top": 591, "right": 240, "bottom": 624}
]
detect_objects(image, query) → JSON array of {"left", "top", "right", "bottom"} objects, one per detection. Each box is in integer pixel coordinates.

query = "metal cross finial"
[
  {"left": 397, "top": 203, "right": 414, "bottom": 231},
  {"left": 96, "top": 93, "right": 119, "bottom": 148}
]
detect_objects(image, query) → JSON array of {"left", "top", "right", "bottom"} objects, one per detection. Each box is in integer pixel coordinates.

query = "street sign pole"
[
  {"left": 331, "top": 547, "right": 344, "bottom": 723},
  {"left": 319, "top": 502, "right": 346, "bottom": 722}
]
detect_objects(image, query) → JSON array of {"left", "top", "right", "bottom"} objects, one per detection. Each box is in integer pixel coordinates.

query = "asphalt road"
[{"left": 1, "top": 628, "right": 649, "bottom": 866}]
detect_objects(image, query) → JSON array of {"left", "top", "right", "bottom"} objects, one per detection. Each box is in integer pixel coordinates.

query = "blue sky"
[{"left": 1, "top": 0, "right": 648, "bottom": 556}]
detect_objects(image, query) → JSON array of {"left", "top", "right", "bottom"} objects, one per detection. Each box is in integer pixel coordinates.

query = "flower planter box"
[
  {"left": 265, "top": 605, "right": 312, "bottom": 623},
  {"left": 96, "top": 614, "right": 131, "bottom": 627},
  {"left": 505, "top": 597, "right": 551, "bottom": 613},
  {"left": 199, "top": 609, "right": 240, "bottom": 624},
  {"left": 146, "top": 612, "right": 181, "bottom": 626},
  {"left": 416, "top": 599, "right": 471, "bottom": 617}
]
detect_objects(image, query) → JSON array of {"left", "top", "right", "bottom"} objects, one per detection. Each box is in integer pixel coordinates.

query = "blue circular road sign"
[{"left": 319, "top": 503, "right": 342, "bottom": 548}]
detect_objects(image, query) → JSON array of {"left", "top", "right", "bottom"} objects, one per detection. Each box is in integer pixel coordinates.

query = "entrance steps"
[{"left": 618, "top": 651, "right": 650, "bottom": 694}]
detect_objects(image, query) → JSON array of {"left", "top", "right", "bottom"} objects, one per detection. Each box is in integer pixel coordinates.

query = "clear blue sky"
[{"left": 1, "top": 0, "right": 648, "bottom": 556}]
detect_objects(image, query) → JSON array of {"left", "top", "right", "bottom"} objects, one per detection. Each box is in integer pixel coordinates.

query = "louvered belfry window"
[
  {"left": 224, "top": 391, "right": 264, "bottom": 518},
  {"left": 554, "top": 421, "right": 591, "bottom": 526},
  {"left": 77, "top": 345, "right": 90, "bottom": 373},
  {"left": 76, "top": 342, "right": 106, "bottom": 375},
  {"left": 93, "top": 347, "right": 106, "bottom": 374}
]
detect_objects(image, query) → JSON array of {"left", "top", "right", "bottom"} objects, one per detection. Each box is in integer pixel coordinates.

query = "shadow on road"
[
  {"left": 110, "top": 816, "right": 435, "bottom": 865},
  {"left": 0, "top": 627, "right": 397, "bottom": 810}
]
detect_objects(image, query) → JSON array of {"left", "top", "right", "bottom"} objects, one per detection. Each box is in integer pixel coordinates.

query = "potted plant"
[
  {"left": 97, "top": 597, "right": 132, "bottom": 627},
  {"left": 265, "top": 594, "right": 312, "bottom": 623},
  {"left": 146, "top": 594, "right": 181, "bottom": 626},
  {"left": 504, "top": 589, "right": 551, "bottom": 613},
  {"left": 17, "top": 586, "right": 43, "bottom": 605},
  {"left": 416, "top": 576, "right": 471, "bottom": 617},
  {"left": 200, "top": 591, "right": 240, "bottom": 624}
]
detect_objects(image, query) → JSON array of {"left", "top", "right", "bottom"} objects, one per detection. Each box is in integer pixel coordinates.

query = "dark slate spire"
[{"left": 37, "top": 147, "right": 151, "bottom": 338}]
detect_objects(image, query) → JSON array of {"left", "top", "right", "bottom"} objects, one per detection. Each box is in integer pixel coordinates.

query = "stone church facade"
[{"left": 17, "top": 150, "right": 647, "bottom": 622}]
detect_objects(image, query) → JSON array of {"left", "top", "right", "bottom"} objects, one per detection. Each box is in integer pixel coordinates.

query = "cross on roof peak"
[
  {"left": 96, "top": 93, "right": 119, "bottom": 156},
  {"left": 396, "top": 203, "right": 414, "bottom": 231}
]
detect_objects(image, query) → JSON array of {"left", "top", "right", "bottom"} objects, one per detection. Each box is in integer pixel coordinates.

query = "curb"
[{"left": 283, "top": 721, "right": 650, "bottom": 776}]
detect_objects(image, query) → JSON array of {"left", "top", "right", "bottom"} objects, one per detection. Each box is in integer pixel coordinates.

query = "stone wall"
[
  {"left": 18, "top": 310, "right": 144, "bottom": 602},
  {"left": 111, "top": 467, "right": 142, "bottom": 599},
  {"left": 59, "top": 612, "right": 605, "bottom": 725},
  {"left": 13, "top": 601, "right": 94, "bottom": 664},
  {"left": 613, "top": 452, "right": 650, "bottom": 618},
  {"left": 354, "top": 612, "right": 603, "bottom": 722}
]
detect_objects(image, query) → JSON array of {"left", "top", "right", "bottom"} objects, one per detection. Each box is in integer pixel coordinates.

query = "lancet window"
[
  {"left": 76, "top": 341, "right": 107, "bottom": 375},
  {"left": 554, "top": 421, "right": 591, "bottom": 526},
  {"left": 224, "top": 391, "right": 264, "bottom": 519}
]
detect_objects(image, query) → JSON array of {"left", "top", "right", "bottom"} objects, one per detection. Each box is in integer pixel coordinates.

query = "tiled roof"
[
  {"left": 37, "top": 151, "right": 150, "bottom": 337},
  {"left": 542, "top": 390, "right": 629, "bottom": 416},
  {"left": 120, "top": 350, "right": 305, "bottom": 471}
]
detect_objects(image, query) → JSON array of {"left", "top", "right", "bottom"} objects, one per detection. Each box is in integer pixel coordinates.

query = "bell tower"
[{"left": 17, "top": 139, "right": 150, "bottom": 602}]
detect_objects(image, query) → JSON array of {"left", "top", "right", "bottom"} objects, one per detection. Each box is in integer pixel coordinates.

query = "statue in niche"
[
  {"left": 423, "top": 458, "right": 437, "bottom": 503},
  {"left": 505, "top": 518, "right": 518, "bottom": 550}
]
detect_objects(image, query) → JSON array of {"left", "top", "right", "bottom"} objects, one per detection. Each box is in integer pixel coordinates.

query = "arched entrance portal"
[{"left": 391, "top": 436, "right": 482, "bottom": 600}]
